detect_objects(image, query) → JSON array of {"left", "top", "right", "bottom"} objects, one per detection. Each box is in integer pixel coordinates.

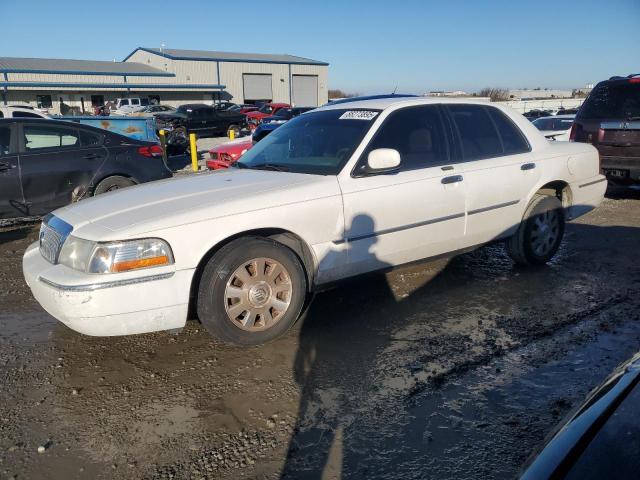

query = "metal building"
[{"left": 0, "top": 48, "right": 329, "bottom": 115}]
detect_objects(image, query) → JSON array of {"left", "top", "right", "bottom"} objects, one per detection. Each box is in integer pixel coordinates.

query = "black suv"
[
  {"left": 0, "top": 118, "right": 172, "bottom": 218},
  {"left": 571, "top": 75, "right": 640, "bottom": 183},
  {"left": 155, "top": 103, "right": 246, "bottom": 138}
]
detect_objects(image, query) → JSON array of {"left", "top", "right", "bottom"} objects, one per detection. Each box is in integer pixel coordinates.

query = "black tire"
[
  {"left": 227, "top": 124, "right": 240, "bottom": 138},
  {"left": 507, "top": 193, "right": 565, "bottom": 265},
  {"left": 197, "top": 237, "right": 307, "bottom": 346},
  {"left": 93, "top": 175, "right": 135, "bottom": 195}
]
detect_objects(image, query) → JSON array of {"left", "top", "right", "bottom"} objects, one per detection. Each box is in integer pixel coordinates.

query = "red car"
[
  {"left": 229, "top": 104, "right": 260, "bottom": 114},
  {"left": 245, "top": 103, "right": 291, "bottom": 130},
  {"left": 206, "top": 138, "right": 254, "bottom": 169}
]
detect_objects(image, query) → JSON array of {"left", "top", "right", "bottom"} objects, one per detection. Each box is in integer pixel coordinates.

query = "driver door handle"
[
  {"left": 83, "top": 153, "right": 100, "bottom": 160},
  {"left": 0, "top": 161, "right": 12, "bottom": 172},
  {"left": 521, "top": 162, "right": 536, "bottom": 171},
  {"left": 442, "top": 175, "right": 463, "bottom": 184}
]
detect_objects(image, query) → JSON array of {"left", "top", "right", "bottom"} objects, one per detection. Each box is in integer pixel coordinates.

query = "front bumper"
[{"left": 22, "top": 242, "right": 194, "bottom": 336}]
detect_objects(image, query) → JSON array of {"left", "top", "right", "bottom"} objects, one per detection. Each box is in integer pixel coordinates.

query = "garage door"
[
  {"left": 243, "top": 74, "right": 272, "bottom": 102},
  {"left": 292, "top": 75, "right": 318, "bottom": 107}
]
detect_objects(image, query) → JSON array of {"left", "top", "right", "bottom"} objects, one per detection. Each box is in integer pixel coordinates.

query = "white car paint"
[
  {"left": 533, "top": 114, "right": 575, "bottom": 141},
  {"left": 0, "top": 106, "right": 50, "bottom": 119},
  {"left": 23, "top": 97, "right": 607, "bottom": 337}
]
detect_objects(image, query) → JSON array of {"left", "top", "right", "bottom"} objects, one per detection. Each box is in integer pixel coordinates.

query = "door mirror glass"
[{"left": 366, "top": 148, "right": 401, "bottom": 173}]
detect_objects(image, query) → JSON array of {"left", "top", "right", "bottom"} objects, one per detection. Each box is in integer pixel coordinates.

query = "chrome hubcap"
[
  {"left": 531, "top": 210, "right": 560, "bottom": 256},
  {"left": 224, "top": 257, "right": 292, "bottom": 331}
]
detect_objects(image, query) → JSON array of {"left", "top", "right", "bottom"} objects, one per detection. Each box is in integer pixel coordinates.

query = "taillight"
[
  {"left": 138, "top": 144, "right": 164, "bottom": 157},
  {"left": 630, "top": 78, "right": 640, "bottom": 83},
  {"left": 569, "top": 123, "right": 577, "bottom": 141}
]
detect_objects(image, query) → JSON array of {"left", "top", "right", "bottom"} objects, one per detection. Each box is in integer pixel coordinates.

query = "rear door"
[
  {"left": 445, "top": 104, "right": 539, "bottom": 246},
  {"left": 0, "top": 123, "right": 25, "bottom": 218},
  {"left": 18, "top": 123, "right": 107, "bottom": 215}
]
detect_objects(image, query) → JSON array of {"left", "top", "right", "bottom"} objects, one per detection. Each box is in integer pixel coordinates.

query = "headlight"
[{"left": 58, "top": 236, "right": 174, "bottom": 274}]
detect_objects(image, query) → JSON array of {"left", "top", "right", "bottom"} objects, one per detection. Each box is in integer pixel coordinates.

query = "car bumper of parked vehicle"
[
  {"left": 567, "top": 174, "right": 608, "bottom": 220},
  {"left": 600, "top": 156, "right": 640, "bottom": 183},
  {"left": 22, "top": 242, "right": 193, "bottom": 336}
]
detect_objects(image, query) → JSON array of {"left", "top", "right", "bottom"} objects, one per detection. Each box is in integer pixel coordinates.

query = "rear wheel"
[
  {"left": 93, "top": 175, "right": 135, "bottom": 195},
  {"left": 507, "top": 193, "right": 565, "bottom": 265},
  {"left": 227, "top": 124, "right": 241, "bottom": 138},
  {"left": 197, "top": 237, "right": 306, "bottom": 346}
]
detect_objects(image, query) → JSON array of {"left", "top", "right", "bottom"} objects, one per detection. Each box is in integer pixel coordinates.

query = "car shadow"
[{"left": 279, "top": 213, "right": 640, "bottom": 478}]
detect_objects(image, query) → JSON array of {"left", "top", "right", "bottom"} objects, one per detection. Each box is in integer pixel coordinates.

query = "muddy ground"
[{"left": 1, "top": 187, "right": 639, "bottom": 480}]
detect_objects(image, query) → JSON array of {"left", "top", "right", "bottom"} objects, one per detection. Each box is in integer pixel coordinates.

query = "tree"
[
  {"left": 328, "top": 89, "right": 358, "bottom": 99},
  {"left": 478, "top": 87, "right": 510, "bottom": 102}
]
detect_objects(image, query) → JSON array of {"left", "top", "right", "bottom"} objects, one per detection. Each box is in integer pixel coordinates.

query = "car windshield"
[
  {"left": 578, "top": 81, "right": 640, "bottom": 119},
  {"left": 275, "top": 109, "right": 293, "bottom": 118},
  {"left": 533, "top": 117, "right": 574, "bottom": 131},
  {"left": 236, "top": 109, "right": 379, "bottom": 175},
  {"left": 259, "top": 105, "right": 273, "bottom": 114}
]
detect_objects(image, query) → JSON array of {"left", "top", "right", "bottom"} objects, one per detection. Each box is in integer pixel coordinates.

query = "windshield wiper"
[{"left": 245, "top": 163, "right": 290, "bottom": 172}]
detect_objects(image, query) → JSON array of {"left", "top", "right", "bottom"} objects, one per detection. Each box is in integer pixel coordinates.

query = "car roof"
[
  {"left": 316, "top": 96, "right": 493, "bottom": 111},
  {"left": 534, "top": 114, "right": 575, "bottom": 120}
]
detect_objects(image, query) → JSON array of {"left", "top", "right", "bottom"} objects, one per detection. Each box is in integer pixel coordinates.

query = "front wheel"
[
  {"left": 506, "top": 193, "right": 565, "bottom": 265},
  {"left": 197, "top": 237, "right": 307, "bottom": 346}
]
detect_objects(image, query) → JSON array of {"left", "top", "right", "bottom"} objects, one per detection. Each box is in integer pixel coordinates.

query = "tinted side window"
[
  {"left": 0, "top": 126, "right": 11, "bottom": 155},
  {"left": 79, "top": 129, "right": 102, "bottom": 147},
  {"left": 120, "top": 99, "right": 129, "bottom": 106},
  {"left": 131, "top": 99, "right": 140, "bottom": 106},
  {"left": 448, "top": 105, "right": 502, "bottom": 161},
  {"left": 487, "top": 107, "right": 530, "bottom": 154},
  {"left": 23, "top": 125, "right": 80, "bottom": 150},
  {"left": 364, "top": 105, "right": 448, "bottom": 172},
  {"left": 13, "top": 111, "right": 44, "bottom": 119}
]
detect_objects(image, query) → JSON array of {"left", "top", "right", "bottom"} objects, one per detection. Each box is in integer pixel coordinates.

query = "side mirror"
[{"left": 365, "top": 148, "right": 401, "bottom": 174}]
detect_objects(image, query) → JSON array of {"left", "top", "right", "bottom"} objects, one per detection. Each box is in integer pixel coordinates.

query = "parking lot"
[{"left": 1, "top": 186, "right": 639, "bottom": 479}]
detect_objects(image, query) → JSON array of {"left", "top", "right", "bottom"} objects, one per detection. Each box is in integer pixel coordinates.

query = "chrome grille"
[{"left": 39, "top": 215, "right": 73, "bottom": 264}]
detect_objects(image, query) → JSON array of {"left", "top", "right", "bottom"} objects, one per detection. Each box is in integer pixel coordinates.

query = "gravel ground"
[{"left": 0, "top": 186, "right": 639, "bottom": 480}]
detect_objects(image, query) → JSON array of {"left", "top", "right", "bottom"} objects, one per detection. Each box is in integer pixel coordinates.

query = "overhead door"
[
  {"left": 292, "top": 75, "right": 318, "bottom": 107},
  {"left": 243, "top": 74, "right": 272, "bottom": 102}
]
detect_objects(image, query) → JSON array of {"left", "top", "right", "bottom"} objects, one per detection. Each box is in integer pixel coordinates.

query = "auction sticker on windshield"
[{"left": 339, "top": 110, "right": 379, "bottom": 121}]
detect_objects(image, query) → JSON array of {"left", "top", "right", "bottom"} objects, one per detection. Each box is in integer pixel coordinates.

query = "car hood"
[
  {"left": 55, "top": 169, "right": 339, "bottom": 239},
  {"left": 210, "top": 137, "right": 253, "bottom": 153},
  {"left": 246, "top": 111, "right": 266, "bottom": 119}
]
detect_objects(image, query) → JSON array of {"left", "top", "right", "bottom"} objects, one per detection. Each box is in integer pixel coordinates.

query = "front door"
[
  {"left": 18, "top": 123, "right": 107, "bottom": 215},
  {"left": 0, "top": 123, "right": 25, "bottom": 218},
  {"left": 338, "top": 105, "right": 467, "bottom": 277}
]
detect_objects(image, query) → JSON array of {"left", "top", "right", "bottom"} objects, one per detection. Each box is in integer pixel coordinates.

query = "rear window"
[
  {"left": 533, "top": 117, "right": 574, "bottom": 131},
  {"left": 578, "top": 81, "right": 640, "bottom": 120}
]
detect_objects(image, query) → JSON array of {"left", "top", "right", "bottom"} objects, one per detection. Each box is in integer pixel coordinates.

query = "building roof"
[
  {"left": 126, "top": 47, "right": 329, "bottom": 66},
  {"left": 0, "top": 57, "right": 174, "bottom": 77}
]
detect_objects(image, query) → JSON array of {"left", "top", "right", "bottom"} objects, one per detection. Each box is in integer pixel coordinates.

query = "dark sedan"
[
  {"left": 0, "top": 118, "right": 172, "bottom": 218},
  {"left": 520, "top": 352, "right": 640, "bottom": 479}
]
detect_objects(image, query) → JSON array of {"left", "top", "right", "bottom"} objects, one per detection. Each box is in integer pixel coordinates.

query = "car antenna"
[{"left": 392, "top": 85, "right": 398, "bottom": 95}]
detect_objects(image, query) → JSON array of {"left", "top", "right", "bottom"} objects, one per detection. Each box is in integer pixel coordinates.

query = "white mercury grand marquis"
[{"left": 23, "top": 97, "right": 607, "bottom": 345}]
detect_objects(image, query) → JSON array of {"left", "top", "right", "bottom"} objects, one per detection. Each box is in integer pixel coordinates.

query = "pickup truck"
[
  {"left": 23, "top": 98, "right": 606, "bottom": 347},
  {"left": 155, "top": 103, "right": 246, "bottom": 138}
]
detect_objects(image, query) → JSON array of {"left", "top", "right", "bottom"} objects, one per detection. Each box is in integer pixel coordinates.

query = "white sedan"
[
  {"left": 23, "top": 98, "right": 606, "bottom": 345},
  {"left": 532, "top": 114, "right": 575, "bottom": 141}
]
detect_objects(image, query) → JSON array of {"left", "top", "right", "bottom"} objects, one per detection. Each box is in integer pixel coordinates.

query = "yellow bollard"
[
  {"left": 158, "top": 129, "right": 168, "bottom": 162},
  {"left": 229, "top": 128, "right": 235, "bottom": 140},
  {"left": 189, "top": 133, "right": 198, "bottom": 172}
]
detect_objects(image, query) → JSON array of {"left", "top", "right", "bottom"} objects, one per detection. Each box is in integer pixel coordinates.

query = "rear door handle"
[
  {"left": 521, "top": 162, "right": 536, "bottom": 171},
  {"left": 442, "top": 175, "right": 463, "bottom": 184},
  {"left": 441, "top": 165, "right": 454, "bottom": 171},
  {"left": 84, "top": 153, "right": 100, "bottom": 160},
  {"left": 0, "top": 161, "right": 11, "bottom": 172}
]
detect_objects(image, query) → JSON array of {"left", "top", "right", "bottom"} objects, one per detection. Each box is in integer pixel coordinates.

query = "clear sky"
[{"left": 3, "top": 0, "right": 639, "bottom": 94}]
